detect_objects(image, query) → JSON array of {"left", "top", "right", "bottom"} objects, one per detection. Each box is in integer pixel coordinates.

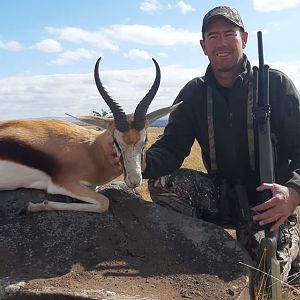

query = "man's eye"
[
  {"left": 209, "top": 35, "right": 217, "bottom": 40},
  {"left": 225, "top": 32, "right": 236, "bottom": 37}
]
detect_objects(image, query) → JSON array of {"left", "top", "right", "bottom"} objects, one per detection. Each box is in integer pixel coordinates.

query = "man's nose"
[{"left": 217, "top": 35, "right": 227, "bottom": 46}]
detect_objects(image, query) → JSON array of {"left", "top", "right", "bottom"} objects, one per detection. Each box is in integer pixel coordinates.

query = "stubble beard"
[{"left": 212, "top": 56, "right": 242, "bottom": 74}]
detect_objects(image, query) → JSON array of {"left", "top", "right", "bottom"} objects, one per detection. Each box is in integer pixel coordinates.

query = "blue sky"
[{"left": 1, "top": 0, "right": 300, "bottom": 119}]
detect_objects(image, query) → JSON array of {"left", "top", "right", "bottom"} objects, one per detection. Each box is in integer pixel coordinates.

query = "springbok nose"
[{"left": 125, "top": 176, "right": 142, "bottom": 188}]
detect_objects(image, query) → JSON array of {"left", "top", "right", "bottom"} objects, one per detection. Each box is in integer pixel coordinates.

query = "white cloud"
[
  {"left": 32, "top": 38, "right": 63, "bottom": 53},
  {"left": 271, "top": 60, "right": 300, "bottom": 89},
  {"left": 0, "top": 65, "right": 201, "bottom": 120},
  {"left": 140, "top": 0, "right": 162, "bottom": 13},
  {"left": 157, "top": 52, "right": 168, "bottom": 58},
  {"left": 253, "top": 0, "right": 299, "bottom": 12},
  {"left": 1, "top": 60, "right": 300, "bottom": 120},
  {"left": 45, "top": 26, "right": 120, "bottom": 51},
  {"left": 140, "top": 0, "right": 195, "bottom": 14},
  {"left": 51, "top": 48, "right": 99, "bottom": 65},
  {"left": 0, "top": 40, "right": 23, "bottom": 51},
  {"left": 45, "top": 24, "right": 199, "bottom": 49},
  {"left": 176, "top": 1, "right": 196, "bottom": 14},
  {"left": 0, "top": 73, "right": 96, "bottom": 119},
  {"left": 125, "top": 49, "right": 152, "bottom": 59},
  {"left": 106, "top": 24, "right": 199, "bottom": 46}
]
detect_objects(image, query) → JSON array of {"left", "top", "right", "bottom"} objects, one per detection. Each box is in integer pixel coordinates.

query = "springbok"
[{"left": 0, "top": 57, "right": 180, "bottom": 214}]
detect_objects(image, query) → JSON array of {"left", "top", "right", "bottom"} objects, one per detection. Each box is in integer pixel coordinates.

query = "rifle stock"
[{"left": 254, "top": 31, "right": 282, "bottom": 299}]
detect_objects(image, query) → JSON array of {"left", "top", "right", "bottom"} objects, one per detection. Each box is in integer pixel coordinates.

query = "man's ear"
[
  {"left": 242, "top": 32, "right": 248, "bottom": 49},
  {"left": 200, "top": 39, "right": 208, "bottom": 56}
]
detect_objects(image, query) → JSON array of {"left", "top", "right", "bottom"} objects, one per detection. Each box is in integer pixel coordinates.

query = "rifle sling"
[{"left": 207, "top": 75, "right": 255, "bottom": 172}]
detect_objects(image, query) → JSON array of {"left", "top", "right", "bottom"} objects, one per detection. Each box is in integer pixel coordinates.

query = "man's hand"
[{"left": 252, "top": 183, "right": 300, "bottom": 231}]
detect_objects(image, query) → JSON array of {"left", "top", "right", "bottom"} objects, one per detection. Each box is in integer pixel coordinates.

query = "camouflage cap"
[{"left": 202, "top": 6, "right": 244, "bottom": 34}]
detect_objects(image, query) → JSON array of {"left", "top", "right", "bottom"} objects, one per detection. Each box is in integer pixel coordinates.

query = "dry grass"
[{"left": 135, "top": 127, "right": 206, "bottom": 200}]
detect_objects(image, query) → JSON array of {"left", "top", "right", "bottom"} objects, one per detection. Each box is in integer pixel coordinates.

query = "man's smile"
[{"left": 216, "top": 51, "right": 231, "bottom": 57}]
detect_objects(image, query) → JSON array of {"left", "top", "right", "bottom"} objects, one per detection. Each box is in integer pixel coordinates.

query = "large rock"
[{"left": 0, "top": 183, "right": 251, "bottom": 299}]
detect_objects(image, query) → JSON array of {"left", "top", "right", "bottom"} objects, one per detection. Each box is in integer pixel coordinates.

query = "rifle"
[{"left": 253, "top": 31, "right": 282, "bottom": 299}]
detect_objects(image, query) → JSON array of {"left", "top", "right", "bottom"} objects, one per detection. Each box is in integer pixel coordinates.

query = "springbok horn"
[
  {"left": 94, "top": 57, "right": 129, "bottom": 132},
  {"left": 133, "top": 58, "right": 161, "bottom": 131}
]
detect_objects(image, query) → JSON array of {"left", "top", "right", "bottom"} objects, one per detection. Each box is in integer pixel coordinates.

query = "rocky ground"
[{"left": 0, "top": 183, "right": 250, "bottom": 299}]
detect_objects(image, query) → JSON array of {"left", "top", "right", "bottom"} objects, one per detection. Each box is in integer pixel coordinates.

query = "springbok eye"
[{"left": 113, "top": 138, "right": 121, "bottom": 152}]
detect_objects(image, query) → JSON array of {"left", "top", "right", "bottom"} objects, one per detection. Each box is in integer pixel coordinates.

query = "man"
[{"left": 141, "top": 6, "right": 300, "bottom": 282}]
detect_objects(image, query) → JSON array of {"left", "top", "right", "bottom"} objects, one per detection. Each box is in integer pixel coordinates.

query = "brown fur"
[
  {"left": 122, "top": 129, "right": 141, "bottom": 145},
  {"left": 0, "top": 119, "right": 120, "bottom": 186}
]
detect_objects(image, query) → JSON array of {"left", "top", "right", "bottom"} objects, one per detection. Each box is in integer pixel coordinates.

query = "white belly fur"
[
  {"left": 0, "top": 161, "right": 108, "bottom": 213},
  {"left": 0, "top": 160, "right": 50, "bottom": 190}
]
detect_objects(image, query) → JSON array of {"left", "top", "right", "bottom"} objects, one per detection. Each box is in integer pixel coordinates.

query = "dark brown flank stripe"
[{"left": 0, "top": 138, "right": 60, "bottom": 176}]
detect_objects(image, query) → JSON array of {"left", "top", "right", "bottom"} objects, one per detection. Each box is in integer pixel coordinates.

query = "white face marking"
[
  {"left": 0, "top": 161, "right": 50, "bottom": 190},
  {"left": 114, "top": 129, "right": 146, "bottom": 188}
]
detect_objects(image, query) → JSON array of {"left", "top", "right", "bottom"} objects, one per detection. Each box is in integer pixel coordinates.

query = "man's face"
[{"left": 200, "top": 18, "right": 248, "bottom": 73}]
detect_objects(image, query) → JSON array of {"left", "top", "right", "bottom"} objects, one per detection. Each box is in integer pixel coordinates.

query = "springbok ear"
[
  {"left": 65, "top": 113, "right": 113, "bottom": 129},
  {"left": 146, "top": 101, "right": 182, "bottom": 125}
]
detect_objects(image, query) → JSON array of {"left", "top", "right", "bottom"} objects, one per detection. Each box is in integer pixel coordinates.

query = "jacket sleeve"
[
  {"left": 278, "top": 73, "right": 300, "bottom": 193},
  {"left": 143, "top": 83, "right": 197, "bottom": 179}
]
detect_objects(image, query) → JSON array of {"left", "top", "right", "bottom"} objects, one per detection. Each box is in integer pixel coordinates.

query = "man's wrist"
[{"left": 288, "top": 186, "right": 300, "bottom": 206}]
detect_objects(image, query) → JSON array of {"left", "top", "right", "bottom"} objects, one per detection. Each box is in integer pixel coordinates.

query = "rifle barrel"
[
  {"left": 258, "top": 31, "right": 264, "bottom": 67},
  {"left": 256, "top": 31, "right": 282, "bottom": 299},
  {"left": 257, "top": 31, "right": 264, "bottom": 107}
]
